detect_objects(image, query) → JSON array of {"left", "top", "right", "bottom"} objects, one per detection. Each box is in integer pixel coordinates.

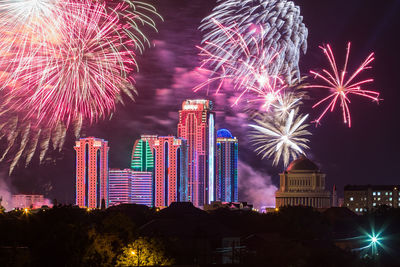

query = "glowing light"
[
  {"left": 195, "top": 20, "right": 287, "bottom": 109},
  {"left": 249, "top": 109, "right": 311, "bottom": 167},
  {"left": 0, "top": 0, "right": 161, "bottom": 172},
  {"left": 199, "top": 0, "right": 308, "bottom": 83},
  {"left": 306, "top": 42, "right": 380, "bottom": 127}
]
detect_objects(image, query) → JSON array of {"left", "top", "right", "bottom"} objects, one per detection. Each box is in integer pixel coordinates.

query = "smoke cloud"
[
  {"left": 0, "top": 171, "right": 13, "bottom": 211},
  {"left": 238, "top": 160, "right": 277, "bottom": 210}
]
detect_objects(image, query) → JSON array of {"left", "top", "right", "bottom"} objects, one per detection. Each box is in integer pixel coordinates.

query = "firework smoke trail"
[
  {"left": 200, "top": 0, "right": 308, "bottom": 83},
  {"left": 195, "top": 20, "right": 287, "bottom": 110},
  {"left": 249, "top": 109, "right": 311, "bottom": 167},
  {"left": 306, "top": 42, "right": 380, "bottom": 127},
  {"left": 0, "top": 0, "right": 161, "bottom": 173}
]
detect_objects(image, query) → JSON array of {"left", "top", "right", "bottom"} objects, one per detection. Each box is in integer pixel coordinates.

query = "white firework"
[
  {"left": 249, "top": 109, "right": 311, "bottom": 166},
  {"left": 200, "top": 0, "right": 308, "bottom": 83}
]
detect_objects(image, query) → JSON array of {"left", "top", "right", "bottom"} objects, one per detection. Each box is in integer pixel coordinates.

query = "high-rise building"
[
  {"left": 75, "top": 137, "right": 109, "bottom": 208},
  {"left": 109, "top": 169, "right": 133, "bottom": 206},
  {"left": 131, "top": 135, "right": 157, "bottom": 172},
  {"left": 152, "top": 136, "right": 187, "bottom": 207},
  {"left": 177, "top": 99, "right": 216, "bottom": 207},
  {"left": 131, "top": 135, "right": 187, "bottom": 207},
  {"left": 275, "top": 157, "right": 331, "bottom": 209},
  {"left": 131, "top": 171, "right": 153, "bottom": 206},
  {"left": 216, "top": 129, "right": 238, "bottom": 202},
  {"left": 344, "top": 185, "right": 399, "bottom": 215},
  {"left": 109, "top": 169, "right": 153, "bottom": 207}
]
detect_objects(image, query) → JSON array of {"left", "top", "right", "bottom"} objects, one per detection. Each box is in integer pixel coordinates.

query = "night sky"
[{"left": 1, "top": 0, "right": 399, "bottom": 209}]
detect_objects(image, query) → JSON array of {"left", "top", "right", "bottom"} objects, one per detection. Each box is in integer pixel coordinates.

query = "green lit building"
[{"left": 131, "top": 135, "right": 157, "bottom": 172}]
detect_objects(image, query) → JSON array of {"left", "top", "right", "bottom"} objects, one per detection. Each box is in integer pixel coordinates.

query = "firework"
[
  {"left": 0, "top": 0, "right": 161, "bottom": 172},
  {"left": 195, "top": 20, "right": 286, "bottom": 109},
  {"left": 200, "top": 0, "right": 308, "bottom": 83},
  {"left": 306, "top": 42, "right": 380, "bottom": 127},
  {"left": 249, "top": 109, "right": 311, "bottom": 167}
]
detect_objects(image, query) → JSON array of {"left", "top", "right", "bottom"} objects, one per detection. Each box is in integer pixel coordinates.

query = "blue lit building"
[
  {"left": 108, "top": 169, "right": 153, "bottom": 207},
  {"left": 109, "top": 169, "right": 133, "bottom": 206},
  {"left": 216, "top": 129, "right": 238, "bottom": 202},
  {"left": 131, "top": 171, "right": 153, "bottom": 206}
]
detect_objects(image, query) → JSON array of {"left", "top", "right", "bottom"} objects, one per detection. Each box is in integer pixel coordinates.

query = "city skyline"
[
  {"left": 100, "top": 99, "right": 239, "bottom": 209},
  {"left": 0, "top": 0, "right": 398, "bottom": 210}
]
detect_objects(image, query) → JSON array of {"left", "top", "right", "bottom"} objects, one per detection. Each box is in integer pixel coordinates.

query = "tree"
[
  {"left": 82, "top": 228, "right": 120, "bottom": 266},
  {"left": 116, "top": 237, "right": 173, "bottom": 266}
]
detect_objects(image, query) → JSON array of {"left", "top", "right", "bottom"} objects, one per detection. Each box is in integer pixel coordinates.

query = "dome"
[
  {"left": 287, "top": 156, "right": 319, "bottom": 171},
  {"left": 217, "top": 129, "right": 233, "bottom": 138}
]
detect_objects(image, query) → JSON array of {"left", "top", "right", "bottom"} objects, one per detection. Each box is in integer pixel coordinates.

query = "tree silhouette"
[{"left": 116, "top": 237, "right": 173, "bottom": 266}]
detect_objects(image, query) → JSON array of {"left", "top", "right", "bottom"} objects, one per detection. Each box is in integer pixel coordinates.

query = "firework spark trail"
[
  {"left": 195, "top": 20, "right": 286, "bottom": 110},
  {"left": 249, "top": 109, "right": 311, "bottom": 167},
  {"left": 0, "top": 0, "right": 162, "bottom": 173},
  {"left": 306, "top": 42, "right": 380, "bottom": 127},
  {"left": 200, "top": 0, "right": 308, "bottom": 83}
]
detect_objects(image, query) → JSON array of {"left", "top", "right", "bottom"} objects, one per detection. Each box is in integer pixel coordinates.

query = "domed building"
[{"left": 275, "top": 157, "right": 331, "bottom": 208}]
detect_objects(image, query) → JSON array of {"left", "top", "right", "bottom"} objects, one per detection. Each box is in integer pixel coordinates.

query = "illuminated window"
[
  {"left": 355, "top": 208, "right": 359, "bottom": 212},
  {"left": 350, "top": 197, "right": 354, "bottom": 201},
  {"left": 378, "top": 192, "right": 381, "bottom": 196},
  {"left": 378, "top": 197, "right": 381, "bottom": 201},
  {"left": 373, "top": 192, "right": 376, "bottom": 196},
  {"left": 373, "top": 203, "right": 376, "bottom": 207},
  {"left": 385, "top": 192, "right": 388, "bottom": 196},
  {"left": 389, "top": 197, "right": 392, "bottom": 201}
]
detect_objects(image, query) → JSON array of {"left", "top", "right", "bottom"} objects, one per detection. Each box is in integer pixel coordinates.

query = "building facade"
[
  {"left": 12, "top": 194, "right": 51, "bottom": 209},
  {"left": 75, "top": 137, "right": 109, "bottom": 208},
  {"left": 275, "top": 157, "right": 331, "bottom": 208},
  {"left": 108, "top": 169, "right": 153, "bottom": 207},
  {"left": 131, "top": 135, "right": 157, "bottom": 172},
  {"left": 131, "top": 135, "right": 188, "bottom": 207},
  {"left": 131, "top": 171, "right": 153, "bottom": 206},
  {"left": 152, "top": 136, "right": 188, "bottom": 207},
  {"left": 216, "top": 129, "right": 238, "bottom": 202},
  {"left": 109, "top": 169, "right": 133, "bottom": 206},
  {"left": 177, "top": 99, "right": 216, "bottom": 207},
  {"left": 344, "top": 185, "right": 400, "bottom": 214}
]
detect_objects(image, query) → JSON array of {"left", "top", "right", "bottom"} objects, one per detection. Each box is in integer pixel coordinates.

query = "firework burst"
[
  {"left": 249, "top": 109, "right": 311, "bottom": 167},
  {"left": 200, "top": 0, "right": 308, "bottom": 83},
  {"left": 195, "top": 19, "right": 286, "bottom": 109},
  {"left": 306, "top": 42, "right": 380, "bottom": 127},
  {"left": 0, "top": 0, "right": 161, "bottom": 172}
]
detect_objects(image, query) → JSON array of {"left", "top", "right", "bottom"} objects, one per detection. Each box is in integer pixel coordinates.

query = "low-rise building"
[{"left": 344, "top": 185, "right": 400, "bottom": 214}]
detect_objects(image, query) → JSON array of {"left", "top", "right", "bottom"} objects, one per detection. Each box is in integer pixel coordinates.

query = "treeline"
[{"left": 0, "top": 203, "right": 399, "bottom": 266}]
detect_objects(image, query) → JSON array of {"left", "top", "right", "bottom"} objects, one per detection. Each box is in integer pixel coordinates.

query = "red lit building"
[
  {"left": 152, "top": 136, "right": 187, "bottom": 207},
  {"left": 130, "top": 135, "right": 187, "bottom": 207},
  {"left": 177, "top": 100, "right": 216, "bottom": 207},
  {"left": 75, "top": 137, "right": 109, "bottom": 208}
]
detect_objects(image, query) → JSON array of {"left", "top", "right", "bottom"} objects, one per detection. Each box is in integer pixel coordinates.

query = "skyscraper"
[
  {"left": 75, "top": 137, "right": 109, "bottom": 208},
  {"left": 216, "top": 129, "right": 238, "bottom": 202},
  {"left": 177, "top": 99, "right": 216, "bottom": 207},
  {"left": 131, "top": 135, "right": 187, "bottom": 207},
  {"left": 152, "top": 136, "right": 187, "bottom": 207},
  {"left": 131, "top": 135, "right": 157, "bottom": 172}
]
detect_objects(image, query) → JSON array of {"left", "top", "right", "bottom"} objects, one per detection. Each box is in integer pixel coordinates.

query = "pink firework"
[
  {"left": 194, "top": 19, "right": 285, "bottom": 110},
  {"left": 306, "top": 42, "right": 380, "bottom": 127},
  {"left": 0, "top": 0, "right": 162, "bottom": 172},
  {"left": 0, "top": 0, "right": 139, "bottom": 127}
]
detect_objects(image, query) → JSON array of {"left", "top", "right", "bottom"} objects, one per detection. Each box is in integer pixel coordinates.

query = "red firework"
[{"left": 306, "top": 42, "right": 380, "bottom": 127}]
